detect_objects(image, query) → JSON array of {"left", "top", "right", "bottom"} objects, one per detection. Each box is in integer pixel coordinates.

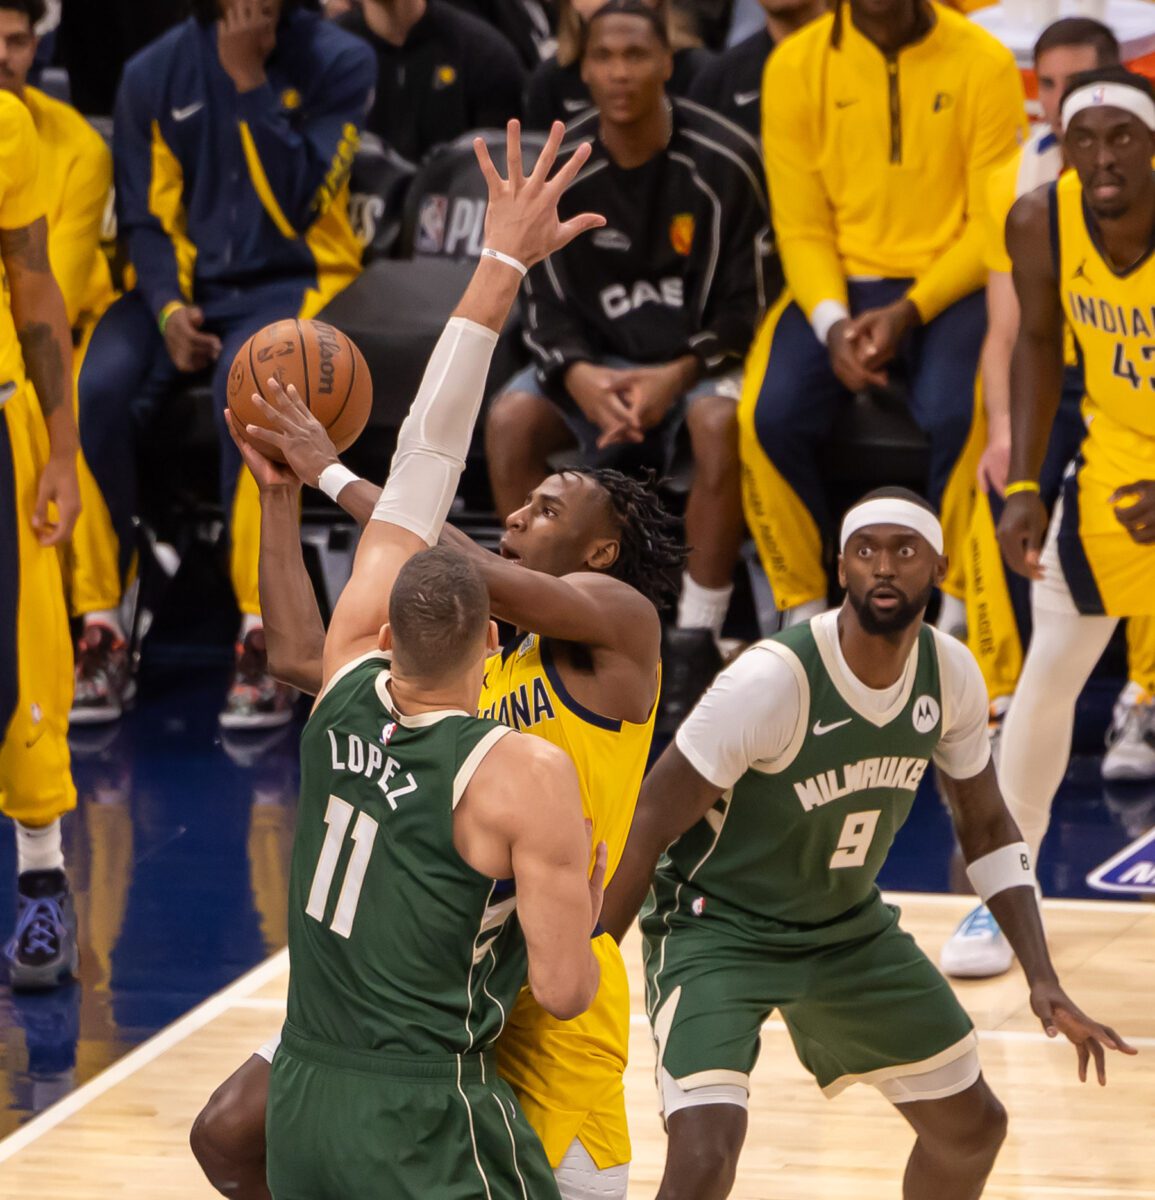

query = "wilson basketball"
[{"left": 227, "top": 319, "right": 371, "bottom": 462}]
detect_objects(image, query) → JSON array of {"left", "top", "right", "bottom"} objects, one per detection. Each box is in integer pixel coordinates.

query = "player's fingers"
[
  {"left": 245, "top": 422, "right": 286, "bottom": 453},
  {"left": 473, "top": 136, "right": 501, "bottom": 190},
  {"left": 1090, "top": 1037, "right": 1106, "bottom": 1085},
  {"left": 224, "top": 409, "right": 248, "bottom": 451},
  {"left": 557, "top": 212, "right": 608, "bottom": 248},
  {"left": 1101, "top": 1025, "right": 1138, "bottom": 1055},
  {"left": 1108, "top": 484, "right": 1143, "bottom": 504},
  {"left": 530, "top": 120, "right": 562, "bottom": 187},
  {"left": 1035, "top": 994, "right": 1057, "bottom": 1036},
  {"left": 550, "top": 139, "right": 593, "bottom": 193},
  {"left": 1076, "top": 1040, "right": 1088, "bottom": 1083},
  {"left": 506, "top": 119, "right": 525, "bottom": 189},
  {"left": 249, "top": 390, "right": 290, "bottom": 428}
]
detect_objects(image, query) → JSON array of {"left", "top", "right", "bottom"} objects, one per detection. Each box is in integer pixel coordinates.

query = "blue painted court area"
[{"left": 0, "top": 655, "right": 1152, "bottom": 1137}]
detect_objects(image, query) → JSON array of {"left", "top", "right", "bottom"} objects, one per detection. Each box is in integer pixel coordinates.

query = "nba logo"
[
  {"left": 381, "top": 722, "right": 397, "bottom": 745},
  {"left": 691, "top": 896, "right": 706, "bottom": 916},
  {"left": 1092, "top": 87, "right": 1106, "bottom": 105},
  {"left": 416, "top": 195, "right": 448, "bottom": 254}
]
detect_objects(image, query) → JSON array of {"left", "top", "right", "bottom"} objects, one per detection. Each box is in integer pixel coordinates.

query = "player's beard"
[{"left": 847, "top": 580, "right": 933, "bottom": 636}]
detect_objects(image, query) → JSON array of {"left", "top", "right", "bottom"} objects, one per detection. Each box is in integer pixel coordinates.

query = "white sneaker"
[
  {"left": 1102, "top": 683, "right": 1155, "bottom": 781},
  {"left": 940, "top": 904, "right": 1014, "bottom": 979}
]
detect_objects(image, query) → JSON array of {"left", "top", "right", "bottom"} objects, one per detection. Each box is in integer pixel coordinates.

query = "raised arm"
[
  {"left": 997, "top": 186, "right": 1065, "bottom": 580},
  {"left": 939, "top": 761, "right": 1136, "bottom": 1083},
  {"left": 225, "top": 412, "right": 326, "bottom": 696},
  {"left": 313, "top": 121, "right": 604, "bottom": 684}
]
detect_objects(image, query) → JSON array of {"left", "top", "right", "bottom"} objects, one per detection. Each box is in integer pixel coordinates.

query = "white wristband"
[
  {"left": 481, "top": 247, "right": 528, "bottom": 277},
  {"left": 810, "top": 299, "right": 851, "bottom": 346},
  {"left": 966, "top": 841, "right": 1035, "bottom": 904},
  {"left": 317, "top": 462, "right": 359, "bottom": 502}
]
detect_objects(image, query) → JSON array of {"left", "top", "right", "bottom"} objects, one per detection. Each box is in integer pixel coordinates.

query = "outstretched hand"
[
  {"left": 474, "top": 120, "right": 605, "bottom": 269},
  {"left": 1030, "top": 980, "right": 1137, "bottom": 1085},
  {"left": 225, "top": 408, "right": 299, "bottom": 492}
]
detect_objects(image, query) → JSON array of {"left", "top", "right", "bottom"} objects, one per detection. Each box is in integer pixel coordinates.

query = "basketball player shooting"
[
  {"left": 599, "top": 490, "right": 1135, "bottom": 1200},
  {"left": 223, "top": 121, "right": 612, "bottom": 1200}
]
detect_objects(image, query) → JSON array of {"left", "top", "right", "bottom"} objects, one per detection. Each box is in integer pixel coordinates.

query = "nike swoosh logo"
[
  {"left": 172, "top": 102, "right": 204, "bottom": 122},
  {"left": 734, "top": 90, "right": 760, "bottom": 107},
  {"left": 562, "top": 98, "right": 590, "bottom": 113},
  {"left": 813, "top": 718, "right": 852, "bottom": 736},
  {"left": 834, "top": 99, "right": 857, "bottom": 109}
]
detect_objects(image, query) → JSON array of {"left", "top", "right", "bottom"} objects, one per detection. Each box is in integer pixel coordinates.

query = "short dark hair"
[
  {"left": 1034, "top": 18, "right": 1120, "bottom": 68},
  {"left": 853, "top": 486, "right": 937, "bottom": 515},
  {"left": 388, "top": 547, "right": 491, "bottom": 681},
  {"left": 0, "top": 0, "right": 46, "bottom": 25},
  {"left": 563, "top": 467, "right": 686, "bottom": 611},
  {"left": 191, "top": 0, "right": 318, "bottom": 25},
  {"left": 582, "top": 0, "right": 671, "bottom": 56},
  {"left": 1060, "top": 65, "right": 1155, "bottom": 112}
]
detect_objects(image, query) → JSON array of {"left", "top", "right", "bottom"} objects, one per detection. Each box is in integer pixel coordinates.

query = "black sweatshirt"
[
  {"left": 522, "top": 98, "right": 776, "bottom": 388},
  {"left": 338, "top": 2, "right": 524, "bottom": 163},
  {"left": 686, "top": 28, "right": 772, "bottom": 142}
]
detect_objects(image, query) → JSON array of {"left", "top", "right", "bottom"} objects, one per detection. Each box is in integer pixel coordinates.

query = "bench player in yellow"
[
  {"left": 191, "top": 123, "right": 675, "bottom": 1200},
  {"left": 0, "top": 85, "right": 82, "bottom": 989},
  {"left": 996, "top": 67, "right": 1155, "bottom": 918},
  {"left": 0, "top": 0, "right": 121, "bottom": 680}
]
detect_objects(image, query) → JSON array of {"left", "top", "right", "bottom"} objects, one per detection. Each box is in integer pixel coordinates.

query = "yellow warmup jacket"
[{"left": 762, "top": 3, "right": 1025, "bottom": 323}]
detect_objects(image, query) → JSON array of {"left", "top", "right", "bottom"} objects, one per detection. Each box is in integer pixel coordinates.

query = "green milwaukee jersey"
[
  {"left": 285, "top": 652, "right": 525, "bottom": 1057},
  {"left": 663, "top": 619, "right": 945, "bottom": 931}
]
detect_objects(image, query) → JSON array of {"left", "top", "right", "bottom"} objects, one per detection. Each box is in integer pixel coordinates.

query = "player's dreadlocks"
[{"left": 563, "top": 467, "right": 687, "bottom": 611}]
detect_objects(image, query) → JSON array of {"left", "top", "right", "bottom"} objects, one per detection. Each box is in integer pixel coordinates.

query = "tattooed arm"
[{"left": 1, "top": 216, "right": 80, "bottom": 544}]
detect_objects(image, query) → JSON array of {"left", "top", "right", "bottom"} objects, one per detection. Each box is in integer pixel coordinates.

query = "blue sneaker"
[
  {"left": 4, "top": 870, "right": 79, "bottom": 991},
  {"left": 940, "top": 903, "right": 1013, "bottom": 979}
]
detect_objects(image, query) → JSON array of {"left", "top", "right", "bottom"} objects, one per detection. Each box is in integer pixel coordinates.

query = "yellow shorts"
[
  {"left": 0, "top": 384, "right": 76, "bottom": 825},
  {"left": 496, "top": 932, "right": 631, "bottom": 1171},
  {"left": 1041, "top": 416, "right": 1155, "bottom": 618}
]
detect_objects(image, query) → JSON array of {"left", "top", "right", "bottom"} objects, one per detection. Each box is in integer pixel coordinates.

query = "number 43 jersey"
[
  {"left": 285, "top": 652, "right": 523, "bottom": 1056},
  {"left": 661, "top": 612, "right": 992, "bottom": 939}
]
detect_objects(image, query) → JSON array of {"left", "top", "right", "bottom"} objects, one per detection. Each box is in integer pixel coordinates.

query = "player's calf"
[
  {"left": 657, "top": 1103, "right": 747, "bottom": 1200},
  {"left": 899, "top": 1077, "right": 1008, "bottom": 1200},
  {"left": 190, "top": 1054, "right": 272, "bottom": 1200}
]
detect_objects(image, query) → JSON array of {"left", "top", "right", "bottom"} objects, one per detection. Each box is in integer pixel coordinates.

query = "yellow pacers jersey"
[
  {"left": 1054, "top": 172, "right": 1155, "bottom": 613},
  {"left": 0, "top": 92, "right": 45, "bottom": 389},
  {"left": 479, "top": 633, "right": 658, "bottom": 1170}
]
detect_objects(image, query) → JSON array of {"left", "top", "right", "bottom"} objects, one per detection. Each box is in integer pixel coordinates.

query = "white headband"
[
  {"left": 1062, "top": 82, "right": 1155, "bottom": 134},
  {"left": 840, "top": 499, "right": 944, "bottom": 555}
]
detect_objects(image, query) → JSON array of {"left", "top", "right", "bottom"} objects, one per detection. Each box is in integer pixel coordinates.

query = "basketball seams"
[{"left": 294, "top": 319, "right": 312, "bottom": 412}]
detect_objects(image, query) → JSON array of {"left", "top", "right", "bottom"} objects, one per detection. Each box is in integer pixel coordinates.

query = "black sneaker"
[
  {"left": 4, "top": 869, "right": 79, "bottom": 991},
  {"left": 219, "top": 628, "right": 297, "bottom": 731},
  {"left": 71, "top": 623, "right": 134, "bottom": 725},
  {"left": 656, "top": 627, "right": 723, "bottom": 736}
]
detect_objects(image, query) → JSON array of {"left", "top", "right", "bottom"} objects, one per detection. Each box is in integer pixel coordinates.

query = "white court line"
[
  {"left": 0, "top": 947, "right": 289, "bottom": 1163},
  {"left": 882, "top": 890, "right": 1154, "bottom": 916},
  {"left": 625, "top": 1013, "right": 1155, "bottom": 1047},
  {"left": 231, "top": 997, "right": 287, "bottom": 1010}
]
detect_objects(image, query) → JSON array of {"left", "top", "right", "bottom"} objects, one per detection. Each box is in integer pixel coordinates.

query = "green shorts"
[
  {"left": 267, "top": 1026, "right": 561, "bottom": 1199},
  {"left": 641, "top": 889, "right": 977, "bottom": 1108}
]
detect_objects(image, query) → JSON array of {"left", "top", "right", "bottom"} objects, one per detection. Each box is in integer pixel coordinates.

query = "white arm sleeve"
[
  {"left": 931, "top": 631, "right": 993, "bottom": 780},
  {"left": 674, "top": 644, "right": 808, "bottom": 791},
  {"left": 371, "top": 317, "right": 500, "bottom": 545}
]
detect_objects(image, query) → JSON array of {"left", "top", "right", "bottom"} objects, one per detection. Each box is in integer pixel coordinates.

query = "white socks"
[
  {"left": 85, "top": 609, "right": 124, "bottom": 639},
  {"left": 677, "top": 575, "right": 733, "bottom": 638},
  {"left": 781, "top": 597, "right": 825, "bottom": 629},
  {"left": 16, "top": 819, "right": 64, "bottom": 875}
]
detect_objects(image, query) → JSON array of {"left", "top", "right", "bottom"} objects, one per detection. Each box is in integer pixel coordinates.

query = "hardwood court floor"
[{"left": 0, "top": 892, "right": 1151, "bottom": 1200}]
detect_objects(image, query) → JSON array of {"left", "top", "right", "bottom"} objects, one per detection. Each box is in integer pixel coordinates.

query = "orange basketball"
[{"left": 227, "top": 319, "right": 371, "bottom": 463}]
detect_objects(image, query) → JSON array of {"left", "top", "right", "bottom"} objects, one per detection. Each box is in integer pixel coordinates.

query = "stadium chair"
[
  {"left": 397, "top": 128, "right": 548, "bottom": 261},
  {"left": 347, "top": 134, "right": 417, "bottom": 262}
]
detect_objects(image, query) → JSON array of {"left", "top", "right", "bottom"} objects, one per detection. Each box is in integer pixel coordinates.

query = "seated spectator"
[
  {"left": 70, "top": 0, "right": 374, "bottom": 729},
  {"left": 739, "top": 0, "right": 1023, "bottom": 631},
  {"left": 0, "top": 0, "right": 118, "bottom": 627},
  {"left": 524, "top": 0, "right": 712, "bottom": 131},
  {"left": 446, "top": 0, "right": 554, "bottom": 67},
  {"left": 687, "top": 0, "right": 823, "bottom": 140},
  {"left": 337, "top": 0, "right": 524, "bottom": 164},
  {"left": 486, "top": 0, "right": 772, "bottom": 708}
]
